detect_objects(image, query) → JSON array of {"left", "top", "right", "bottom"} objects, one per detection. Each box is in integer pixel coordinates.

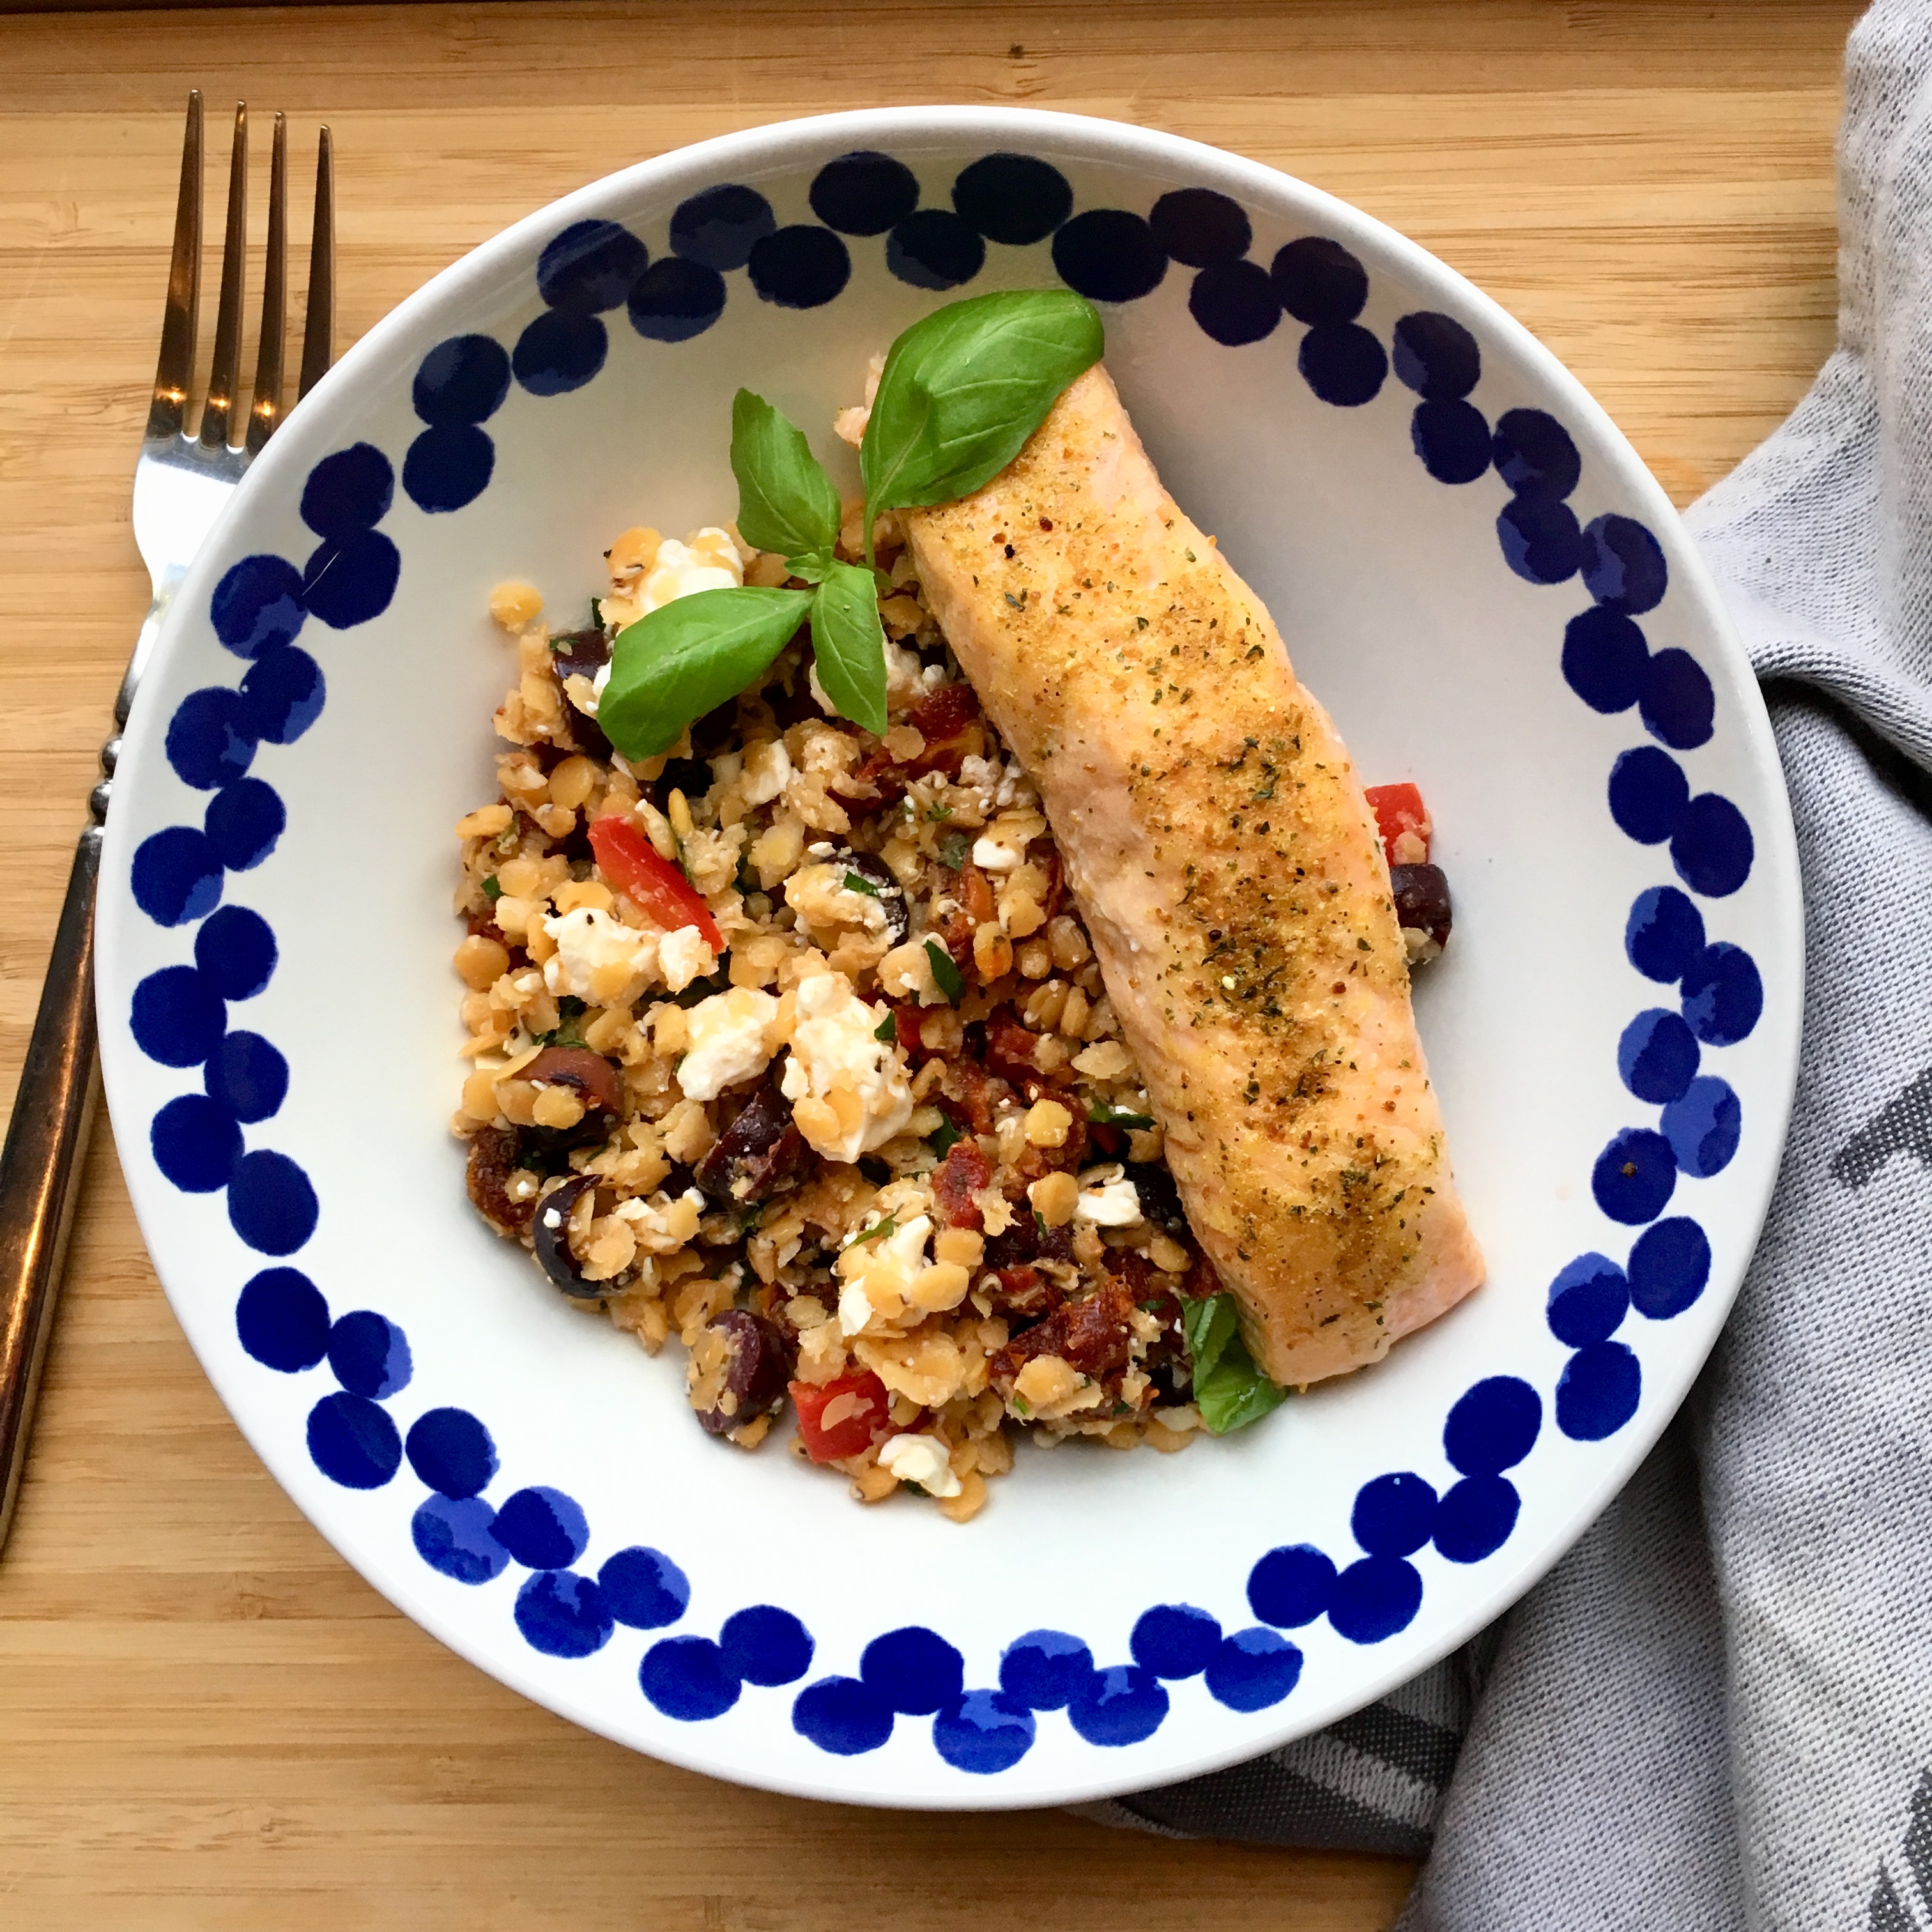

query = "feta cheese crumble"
[
  {"left": 542, "top": 907, "right": 660, "bottom": 1008},
  {"left": 659, "top": 923, "right": 718, "bottom": 993},
  {"left": 677, "top": 986, "right": 778, "bottom": 1102},
  {"left": 877, "top": 1431, "right": 962, "bottom": 1498},
  {"left": 1074, "top": 1164, "right": 1144, "bottom": 1226},
  {"left": 779, "top": 972, "right": 913, "bottom": 1162}
]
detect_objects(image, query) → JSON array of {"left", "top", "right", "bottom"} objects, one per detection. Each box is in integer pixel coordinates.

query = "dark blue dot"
[
  {"left": 300, "top": 443, "right": 393, "bottom": 540},
  {"left": 412, "top": 1494, "right": 508, "bottom": 1584},
  {"left": 670, "top": 184, "right": 775, "bottom": 271},
  {"left": 1628, "top": 1216, "right": 1711, "bottom": 1319},
  {"left": 1680, "top": 942, "right": 1761, "bottom": 1045},
  {"left": 1609, "top": 746, "right": 1690, "bottom": 845},
  {"left": 627, "top": 257, "right": 727, "bottom": 342},
  {"left": 132, "top": 827, "right": 223, "bottom": 926},
  {"left": 1672, "top": 793, "right": 1754, "bottom": 898},
  {"left": 1583, "top": 513, "right": 1667, "bottom": 615},
  {"left": 211, "top": 554, "right": 305, "bottom": 658},
  {"left": 1068, "top": 1665, "right": 1169, "bottom": 1747},
  {"left": 721, "top": 1606, "right": 813, "bottom": 1686},
  {"left": 1626, "top": 885, "right": 1705, "bottom": 984},
  {"left": 406, "top": 1406, "right": 498, "bottom": 1499},
  {"left": 204, "top": 778, "right": 284, "bottom": 873},
  {"left": 1562, "top": 608, "right": 1648, "bottom": 714},
  {"left": 999, "top": 1629, "right": 1094, "bottom": 1710},
  {"left": 236, "top": 1266, "right": 328, "bottom": 1372},
  {"left": 1052, "top": 209, "right": 1167, "bottom": 303},
  {"left": 131, "top": 964, "right": 225, "bottom": 1067},
  {"left": 810, "top": 151, "right": 920, "bottom": 234},
  {"left": 403, "top": 424, "right": 496, "bottom": 511},
  {"left": 411, "top": 332, "right": 513, "bottom": 424},
  {"left": 1661, "top": 1075, "right": 1741, "bottom": 1178},
  {"left": 600, "top": 1546, "right": 690, "bottom": 1629},
  {"left": 492, "top": 1485, "right": 589, "bottom": 1570},
  {"left": 1546, "top": 1252, "right": 1629, "bottom": 1347},
  {"left": 1556, "top": 1340, "right": 1642, "bottom": 1441},
  {"left": 885, "top": 208, "right": 985, "bottom": 291},
  {"left": 194, "top": 905, "right": 275, "bottom": 1000},
  {"left": 1492, "top": 408, "right": 1580, "bottom": 497},
  {"left": 1150, "top": 187, "right": 1252, "bottom": 266},
  {"left": 861, "top": 1626, "right": 963, "bottom": 1715},
  {"left": 511, "top": 310, "right": 606, "bottom": 397},
  {"left": 1433, "top": 1475, "right": 1519, "bottom": 1563},
  {"left": 1498, "top": 493, "right": 1585, "bottom": 584},
  {"left": 1641, "top": 649, "right": 1714, "bottom": 750},
  {"left": 1271, "top": 236, "right": 1368, "bottom": 325},
  {"left": 1591, "top": 1127, "right": 1678, "bottom": 1223},
  {"left": 302, "top": 529, "right": 400, "bottom": 630},
  {"left": 933, "top": 1690, "right": 1036, "bottom": 1774},
  {"left": 166, "top": 689, "right": 256, "bottom": 790},
  {"left": 326, "top": 1310, "right": 412, "bottom": 1399},
  {"left": 238, "top": 645, "right": 325, "bottom": 745},
  {"left": 537, "top": 219, "right": 647, "bottom": 313},
  {"left": 1411, "top": 399, "right": 1491, "bottom": 484},
  {"left": 150, "top": 1094, "right": 240, "bottom": 1192},
  {"left": 748, "top": 226, "right": 850, "bottom": 309},
  {"left": 1618, "top": 1008, "right": 1700, "bottom": 1104},
  {"left": 203, "top": 1031, "right": 287, "bottom": 1123},
  {"left": 516, "top": 1570, "right": 613, "bottom": 1659},
  {"left": 1300, "top": 324, "right": 1386, "bottom": 407},
  {"left": 306, "top": 1390, "right": 401, "bottom": 1489},
  {"left": 1131, "top": 1604, "right": 1222, "bottom": 1679},
  {"left": 1205, "top": 1629, "right": 1303, "bottom": 1712},
  {"left": 1392, "top": 310, "right": 1480, "bottom": 399},
  {"left": 1328, "top": 1556, "right": 1422, "bottom": 1644},
  {"left": 1248, "top": 1544, "right": 1336, "bottom": 1627},
  {"left": 1443, "top": 1376, "right": 1542, "bottom": 1476},
  {"left": 227, "top": 1149, "right": 318, "bottom": 1255},
  {"left": 792, "top": 1675, "right": 893, "bottom": 1754},
  {"left": 1352, "top": 1471, "right": 1438, "bottom": 1556},
  {"left": 951, "top": 153, "right": 1073, "bottom": 245},
  {"left": 1188, "top": 260, "right": 1280, "bottom": 346}
]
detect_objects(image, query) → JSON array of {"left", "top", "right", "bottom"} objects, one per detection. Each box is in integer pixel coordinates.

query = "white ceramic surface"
[{"left": 95, "top": 108, "right": 1802, "bottom": 1807}]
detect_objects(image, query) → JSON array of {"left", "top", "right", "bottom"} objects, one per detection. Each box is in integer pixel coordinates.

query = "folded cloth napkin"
[{"left": 1088, "top": 3, "right": 1932, "bottom": 1915}]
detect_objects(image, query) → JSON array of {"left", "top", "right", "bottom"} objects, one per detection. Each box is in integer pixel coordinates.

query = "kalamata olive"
[
  {"left": 531, "top": 1174, "right": 601, "bottom": 1298},
  {"left": 521, "top": 1045, "right": 624, "bottom": 1151},
  {"left": 548, "top": 628, "right": 615, "bottom": 760},
  {"left": 466, "top": 1124, "right": 534, "bottom": 1235},
  {"left": 693, "top": 1068, "right": 810, "bottom": 1205},
  {"left": 1125, "top": 1162, "right": 1187, "bottom": 1233},
  {"left": 652, "top": 756, "right": 714, "bottom": 808},
  {"left": 691, "top": 1309, "right": 792, "bottom": 1437},
  {"left": 1390, "top": 862, "right": 1453, "bottom": 956},
  {"left": 831, "top": 848, "right": 909, "bottom": 944}
]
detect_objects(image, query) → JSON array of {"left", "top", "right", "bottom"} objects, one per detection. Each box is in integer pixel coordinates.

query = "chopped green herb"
[
  {"left": 671, "top": 969, "right": 733, "bottom": 1008},
  {"left": 845, "top": 870, "right": 884, "bottom": 898},
  {"left": 1009, "top": 1393, "right": 1033, "bottom": 1418},
  {"left": 874, "top": 1013, "right": 897, "bottom": 1043},
  {"left": 938, "top": 828, "right": 970, "bottom": 870},
  {"left": 926, "top": 803, "right": 953, "bottom": 822},
  {"left": 1089, "top": 1103, "right": 1155, "bottom": 1130},
  {"left": 849, "top": 1215, "right": 897, "bottom": 1246},
  {"left": 589, "top": 597, "right": 604, "bottom": 631},
  {"left": 926, "top": 1118, "right": 962, "bottom": 1158},
  {"left": 925, "top": 940, "right": 965, "bottom": 1004},
  {"left": 480, "top": 875, "right": 503, "bottom": 903},
  {"left": 1182, "top": 1293, "right": 1287, "bottom": 1434}
]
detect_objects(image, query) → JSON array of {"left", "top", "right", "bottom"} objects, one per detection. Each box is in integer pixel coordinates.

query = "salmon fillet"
[{"left": 903, "top": 365, "right": 1484, "bottom": 1386}]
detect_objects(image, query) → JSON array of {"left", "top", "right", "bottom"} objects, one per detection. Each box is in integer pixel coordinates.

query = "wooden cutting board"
[{"left": 0, "top": 3, "right": 1850, "bottom": 1926}]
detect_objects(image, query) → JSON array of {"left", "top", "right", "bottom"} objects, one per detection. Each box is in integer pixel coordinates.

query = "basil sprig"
[
  {"left": 1183, "top": 1293, "right": 1287, "bottom": 1435},
  {"left": 596, "top": 290, "right": 1105, "bottom": 761}
]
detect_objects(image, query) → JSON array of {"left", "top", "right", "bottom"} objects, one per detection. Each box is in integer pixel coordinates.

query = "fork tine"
[
  {"left": 298, "top": 125, "right": 334, "bottom": 401},
  {"left": 198, "top": 102, "right": 249, "bottom": 451},
  {"left": 245, "top": 112, "right": 288, "bottom": 456},
  {"left": 146, "top": 91, "right": 202, "bottom": 442}
]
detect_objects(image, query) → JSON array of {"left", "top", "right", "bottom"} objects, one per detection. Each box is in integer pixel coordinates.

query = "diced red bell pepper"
[
  {"left": 1364, "top": 782, "right": 1432, "bottom": 864},
  {"left": 790, "top": 1371, "right": 891, "bottom": 1463},
  {"left": 587, "top": 813, "right": 723, "bottom": 952}
]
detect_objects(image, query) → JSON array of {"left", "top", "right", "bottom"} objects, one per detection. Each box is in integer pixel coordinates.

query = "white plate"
[{"left": 95, "top": 108, "right": 1801, "bottom": 1807}]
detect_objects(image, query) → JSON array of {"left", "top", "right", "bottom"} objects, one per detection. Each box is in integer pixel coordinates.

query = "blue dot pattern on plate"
[{"left": 123, "top": 147, "right": 1765, "bottom": 1776}]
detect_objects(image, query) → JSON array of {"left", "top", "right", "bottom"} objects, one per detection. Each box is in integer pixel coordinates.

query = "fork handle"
[{"left": 0, "top": 824, "right": 102, "bottom": 1554}]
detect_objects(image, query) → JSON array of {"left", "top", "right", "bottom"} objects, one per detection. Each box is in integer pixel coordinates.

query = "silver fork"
[{"left": 0, "top": 92, "right": 335, "bottom": 1555}]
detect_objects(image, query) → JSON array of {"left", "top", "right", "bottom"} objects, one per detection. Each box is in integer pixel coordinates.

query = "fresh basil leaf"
[
  {"left": 785, "top": 544, "right": 836, "bottom": 586},
  {"left": 809, "top": 559, "right": 889, "bottom": 735},
  {"left": 924, "top": 939, "right": 965, "bottom": 1005},
  {"left": 1182, "top": 1292, "right": 1287, "bottom": 1435},
  {"left": 599, "top": 586, "right": 813, "bottom": 759},
  {"left": 860, "top": 290, "right": 1104, "bottom": 556},
  {"left": 730, "top": 389, "right": 841, "bottom": 567}
]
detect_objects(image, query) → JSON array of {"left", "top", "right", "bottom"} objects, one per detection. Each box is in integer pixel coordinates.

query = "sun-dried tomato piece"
[
  {"left": 936, "top": 1057, "right": 1014, "bottom": 1138},
  {"left": 466, "top": 1124, "right": 534, "bottom": 1236},
  {"left": 931, "top": 1138, "right": 992, "bottom": 1229},
  {"left": 990, "top": 1280, "right": 1136, "bottom": 1386}
]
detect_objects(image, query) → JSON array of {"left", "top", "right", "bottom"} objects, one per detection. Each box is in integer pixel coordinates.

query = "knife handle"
[{"left": 0, "top": 824, "right": 103, "bottom": 1555}]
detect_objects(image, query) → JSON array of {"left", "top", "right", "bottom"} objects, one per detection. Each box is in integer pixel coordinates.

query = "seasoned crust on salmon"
[{"left": 903, "top": 365, "right": 1485, "bottom": 1386}]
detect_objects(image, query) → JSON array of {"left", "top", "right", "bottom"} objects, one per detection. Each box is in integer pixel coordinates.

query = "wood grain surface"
[{"left": 0, "top": 3, "right": 1853, "bottom": 1926}]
